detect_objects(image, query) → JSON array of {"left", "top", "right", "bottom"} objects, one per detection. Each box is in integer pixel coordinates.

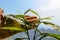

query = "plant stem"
[
  {"left": 25, "top": 24, "right": 30, "bottom": 40},
  {"left": 33, "top": 29, "right": 36, "bottom": 40},
  {"left": 23, "top": 17, "right": 30, "bottom": 40},
  {"left": 39, "top": 35, "right": 46, "bottom": 40},
  {"left": 26, "top": 29, "right": 30, "bottom": 40}
]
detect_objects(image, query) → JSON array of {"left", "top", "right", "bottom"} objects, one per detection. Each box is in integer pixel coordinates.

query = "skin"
[
  {"left": 0, "top": 8, "right": 4, "bottom": 27},
  {"left": 0, "top": 8, "right": 4, "bottom": 17},
  {"left": 0, "top": 8, "right": 5, "bottom": 27}
]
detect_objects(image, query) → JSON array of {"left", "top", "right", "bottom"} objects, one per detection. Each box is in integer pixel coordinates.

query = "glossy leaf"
[
  {"left": 15, "top": 38, "right": 22, "bottom": 40},
  {"left": 41, "top": 21, "right": 60, "bottom": 31},
  {"left": 15, "top": 14, "right": 24, "bottom": 19},
  {"left": 40, "top": 16, "right": 54, "bottom": 20},
  {"left": 41, "top": 33, "right": 60, "bottom": 40},
  {"left": 1, "top": 27, "right": 26, "bottom": 32},
  {"left": 24, "top": 9, "right": 39, "bottom": 16},
  {"left": 15, "top": 38, "right": 28, "bottom": 40},
  {"left": 16, "top": 10, "right": 22, "bottom": 14}
]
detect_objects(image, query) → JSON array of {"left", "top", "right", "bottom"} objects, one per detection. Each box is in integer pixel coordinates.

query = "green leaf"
[
  {"left": 30, "top": 9, "right": 39, "bottom": 16},
  {"left": 15, "top": 14, "right": 24, "bottom": 18},
  {"left": 15, "top": 38, "right": 28, "bottom": 40},
  {"left": 1, "top": 27, "right": 25, "bottom": 32},
  {"left": 16, "top": 10, "right": 22, "bottom": 14},
  {"left": 24, "top": 9, "right": 39, "bottom": 16},
  {"left": 41, "top": 33, "right": 60, "bottom": 40},
  {"left": 9, "top": 14, "right": 15, "bottom": 17},
  {"left": 15, "top": 38, "right": 22, "bottom": 40},
  {"left": 5, "top": 15, "right": 36, "bottom": 31},
  {"left": 41, "top": 21, "right": 60, "bottom": 31},
  {"left": 7, "top": 14, "right": 24, "bottom": 19},
  {"left": 40, "top": 16, "right": 54, "bottom": 20},
  {"left": 24, "top": 9, "right": 30, "bottom": 15},
  {"left": 36, "top": 29, "right": 41, "bottom": 33}
]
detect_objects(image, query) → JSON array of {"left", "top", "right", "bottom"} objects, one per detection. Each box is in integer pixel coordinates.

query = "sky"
[
  {"left": 0, "top": 0, "right": 49, "bottom": 15},
  {"left": 0, "top": 0, "right": 60, "bottom": 40}
]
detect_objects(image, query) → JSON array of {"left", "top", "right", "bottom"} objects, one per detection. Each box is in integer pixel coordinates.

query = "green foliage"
[
  {"left": 41, "top": 21, "right": 60, "bottom": 31},
  {"left": 15, "top": 14, "right": 24, "bottom": 19},
  {"left": 1, "top": 9, "right": 60, "bottom": 40},
  {"left": 24, "top": 9, "right": 39, "bottom": 16},
  {"left": 40, "top": 16, "right": 54, "bottom": 20},
  {"left": 15, "top": 38, "right": 22, "bottom": 40},
  {"left": 15, "top": 38, "right": 28, "bottom": 40},
  {"left": 1, "top": 27, "right": 25, "bottom": 32},
  {"left": 40, "top": 33, "right": 60, "bottom": 40}
]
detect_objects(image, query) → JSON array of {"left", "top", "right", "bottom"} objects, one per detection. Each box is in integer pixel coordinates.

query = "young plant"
[{"left": 0, "top": 9, "right": 60, "bottom": 40}]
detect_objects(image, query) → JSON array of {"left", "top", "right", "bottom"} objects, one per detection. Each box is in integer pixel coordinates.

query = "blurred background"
[{"left": 0, "top": 0, "right": 60, "bottom": 40}]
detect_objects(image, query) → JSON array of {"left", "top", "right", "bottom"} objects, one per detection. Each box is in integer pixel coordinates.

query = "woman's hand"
[{"left": 0, "top": 8, "right": 4, "bottom": 27}]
